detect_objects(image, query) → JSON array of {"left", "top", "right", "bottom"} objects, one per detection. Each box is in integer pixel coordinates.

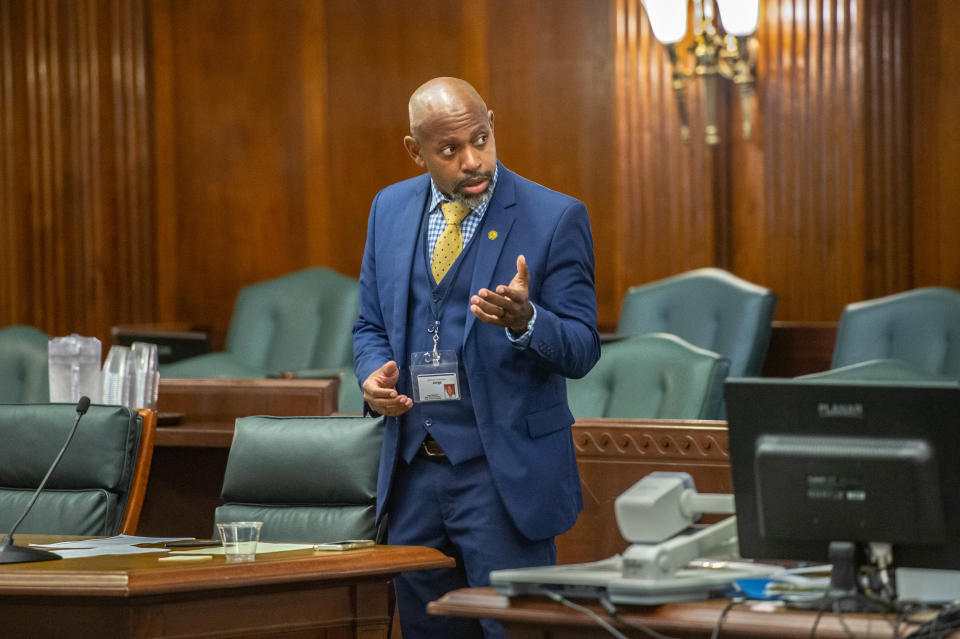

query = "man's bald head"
[
  {"left": 408, "top": 77, "right": 489, "bottom": 139},
  {"left": 402, "top": 77, "right": 497, "bottom": 208}
]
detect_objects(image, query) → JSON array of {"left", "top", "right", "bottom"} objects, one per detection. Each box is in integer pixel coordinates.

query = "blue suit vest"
[{"left": 399, "top": 212, "right": 485, "bottom": 464}]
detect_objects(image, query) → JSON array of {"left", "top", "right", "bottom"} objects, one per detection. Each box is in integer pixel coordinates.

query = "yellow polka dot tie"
[{"left": 431, "top": 201, "right": 471, "bottom": 283}]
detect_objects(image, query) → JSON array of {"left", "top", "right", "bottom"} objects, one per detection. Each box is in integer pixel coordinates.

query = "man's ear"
[{"left": 403, "top": 136, "right": 425, "bottom": 167}]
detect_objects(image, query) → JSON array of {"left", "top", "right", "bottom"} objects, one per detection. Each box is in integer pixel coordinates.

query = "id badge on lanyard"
[{"left": 410, "top": 322, "right": 460, "bottom": 402}]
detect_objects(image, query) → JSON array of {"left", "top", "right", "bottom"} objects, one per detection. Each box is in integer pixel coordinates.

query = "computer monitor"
[{"left": 725, "top": 378, "right": 960, "bottom": 585}]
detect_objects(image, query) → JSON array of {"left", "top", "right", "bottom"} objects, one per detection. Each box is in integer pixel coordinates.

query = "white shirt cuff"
[{"left": 506, "top": 304, "right": 537, "bottom": 349}]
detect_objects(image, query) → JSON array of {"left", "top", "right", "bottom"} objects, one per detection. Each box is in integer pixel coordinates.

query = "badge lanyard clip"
[{"left": 428, "top": 320, "right": 441, "bottom": 366}]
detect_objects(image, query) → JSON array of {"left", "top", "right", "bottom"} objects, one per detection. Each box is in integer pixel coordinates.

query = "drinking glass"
[{"left": 216, "top": 521, "right": 263, "bottom": 562}]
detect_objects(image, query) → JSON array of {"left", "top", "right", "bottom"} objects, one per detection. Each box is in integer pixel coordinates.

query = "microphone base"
[{"left": 0, "top": 542, "right": 62, "bottom": 564}]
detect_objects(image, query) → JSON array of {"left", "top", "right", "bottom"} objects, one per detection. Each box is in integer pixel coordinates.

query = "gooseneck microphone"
[{"left": 0, "top": 396, "right": 92, "bottom": 564}]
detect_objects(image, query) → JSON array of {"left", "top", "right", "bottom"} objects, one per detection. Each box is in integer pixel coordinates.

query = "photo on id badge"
[{"left": 410, "top": 350, "right": 461, "bottom": 402}]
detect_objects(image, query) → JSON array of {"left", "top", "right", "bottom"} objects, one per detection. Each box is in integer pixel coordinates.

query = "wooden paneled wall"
[
  {"left": 736, "top": 0, "right": 913, "bottom": 319},
  {"left": 1, "top": 0, "right": 957, "bottom": 345},
  {"left": 0, "top": 0, "right": 153, "bottom": 342},
  {"left": 911, "top": 0, "right": 960, "bottom": 288},
  {"left": 151, "top": 0, "right": 615, "bottom": 347}
]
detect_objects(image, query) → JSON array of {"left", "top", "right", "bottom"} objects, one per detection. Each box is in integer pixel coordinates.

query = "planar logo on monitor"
[{"left": 817, "top": 402, "right": 864, "bottom": 419}]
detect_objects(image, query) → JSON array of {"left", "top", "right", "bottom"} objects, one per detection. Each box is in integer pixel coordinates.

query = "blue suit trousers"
[{"left": 388, "top": 454, "right": 557, "bottom": 639}]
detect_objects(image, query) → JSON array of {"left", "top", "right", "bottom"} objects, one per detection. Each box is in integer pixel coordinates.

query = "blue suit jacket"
[{"left": 353, "top": 165, "right": 600, "bottom": 541}]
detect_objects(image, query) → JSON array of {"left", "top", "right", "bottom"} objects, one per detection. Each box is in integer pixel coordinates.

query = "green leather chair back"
[
  {"left": 215, "top": 415, "right": 384, "bottom": 543},
  {"left": 0, "top": 326, "right": 50, "bottom": 403},
  {"left": 0, "top": 404, "right": 143, "bottom": 535},
  {"left": 831, "top": 287, "right": 960, "bottom": 378},
  {"left": 617, "top": 268, "right": 776, "bottom": 377},
  {"left": 161, "top": 268, "right": 361, "bottom": 412},
  {"left": 227, "top": 268, "right": 358, "bottom": 373},
  {"left": 567, "top": 333, "right": 730, "bottom": 420},
  {"left": 800, "top": 358, "right": 956, "bottom": 382},
  {"left": 163, "top": 267, "right": 359, "bottom": 377}
]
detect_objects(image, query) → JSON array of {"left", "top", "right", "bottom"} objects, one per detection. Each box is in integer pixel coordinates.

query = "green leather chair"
[
  {"left": 799, "top": 358, "right": 956, "bottom": 382},
  {"left": 0, "top": 326, "right": 50, "bottom": 403},
  {"left": 161, "top": 267, "right": 362, "bottom": 412},
  {"left": 0, "top": 404, "right": 154, "bottom": 535},
  {"left": 831, "top": 287, "right": 960, "bottom": 378},
  {"left": 215, "top": 415, "right": 384, "bottom": 542},
  {"left": 567, "top": 333, "right": 730, "bottom": 420},
  {"left": 617, "top": 268, "right": 776, "bottom": 377}
]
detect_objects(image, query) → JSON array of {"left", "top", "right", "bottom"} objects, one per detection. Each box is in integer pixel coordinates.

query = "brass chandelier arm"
[
  {"left": 665, "top": 43, "right": 692, "bottom": 143},
  {"left": 644, "top": 0, "right": 758, "bottom": 144}
]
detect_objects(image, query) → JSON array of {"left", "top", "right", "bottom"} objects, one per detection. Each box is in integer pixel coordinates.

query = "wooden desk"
[
  {"left": 429, "top": 587, "right": 931, "bottom": 639},
  {"left": 3, "top": 536, "right": 452, "bottom": 639},
  {"left": 156, "top": 377, "right": 339, "bottom": 447},
  {"left": 138, "top": 377, "right": 338, "bottom": 537},
  {"left": 560, "top": 419, "right": 730, "bottom": 565}
]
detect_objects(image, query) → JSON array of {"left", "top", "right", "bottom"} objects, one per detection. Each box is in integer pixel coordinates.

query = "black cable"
[
  {"left": 809, "top": 596, "right": 832, "bottom": 639},
  {"left": 879, "top": 607, "right": 903, "bottom": 639},
  {"left": 709, "top": 598, "right": 743, "bottom": 639},
  {"left": 802, "top": 590, "right": 924, "bottom": 639},
  {"left": 540, "top": 589, "right": 631, "bottom": 639},
  {"left": 598, "top": 595, "right": 685, "bottom": 639},
  {"left": 808, "top": 595, "right": 862, "bottom": 637},
  {"left": 882, "top": 601, "right": 916, "bottom": 639},
  {"left": 831, "top": 597, "right": 857, "bottom": 639},
  {"left": 905, "top": 603, "right": 960, "bottom": 639}
]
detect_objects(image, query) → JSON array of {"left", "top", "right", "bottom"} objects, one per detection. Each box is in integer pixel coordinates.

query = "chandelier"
[{"left": 641, "top": 0, "right": 760, "bottom": 145}]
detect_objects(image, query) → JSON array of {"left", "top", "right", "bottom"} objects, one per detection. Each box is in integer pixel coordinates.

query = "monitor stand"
[
  {"left": 788, "top": 541, "right": 893, "bottom": 613},
  {"left": 828, "top": 541, "right": 860, "bottom": 597}
]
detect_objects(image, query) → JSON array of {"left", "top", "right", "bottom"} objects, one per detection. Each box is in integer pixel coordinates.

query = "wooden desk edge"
[
  {"left": 428, "top": 588, "right": 929, "bottom": 639},
  {"left": 159, "top": 377, "right": 337, "bottom": 390},
  {"left": 427, "top": 589, "right": 742, "bottom": 631},
  {"left": 573, "top": 417, "right": 726, "bottom": 430},
  {"left": 0, "top": 544, "right": 454, "bottom": 598}
]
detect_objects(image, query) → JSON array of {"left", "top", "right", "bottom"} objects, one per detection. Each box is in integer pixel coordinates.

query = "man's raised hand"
[
  {"left": 362, "top": 360, "right": 413, "bottom": 416},
  {"left": 470, "top": 255, "right": 534, "bottom": 335}
]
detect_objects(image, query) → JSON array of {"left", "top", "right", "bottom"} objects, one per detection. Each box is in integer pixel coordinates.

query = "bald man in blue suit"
[{"left": 353, "top": 77, "right": 600, "bottom": 639}]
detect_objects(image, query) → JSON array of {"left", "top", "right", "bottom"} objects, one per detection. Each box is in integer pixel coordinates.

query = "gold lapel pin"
[{"left": 487, "top": 230, "right": 498, "bottom": 240}]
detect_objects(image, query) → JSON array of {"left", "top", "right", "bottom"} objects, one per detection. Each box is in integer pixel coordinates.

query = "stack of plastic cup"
[
  {"left": 130, "top": 342, "right": 159, "bottom": 410},
  {"left": 101, "top": 346, "right": 133, "bottom": 407}
]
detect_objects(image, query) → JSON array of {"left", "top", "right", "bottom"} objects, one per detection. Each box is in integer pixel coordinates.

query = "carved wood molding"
[{"left": 573, "top": 418, "right": 729, "bottom": 461}]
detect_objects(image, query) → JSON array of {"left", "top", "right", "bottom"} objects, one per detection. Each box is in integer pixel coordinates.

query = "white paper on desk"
[
  {"left": 47, "top": 546, "right": 174, "bottom": 559},
  {"left": 29, "top": 534, "right": 193, "bottom": 558},
  {"left": 171, "top": 542, "right": 314, "bottom": 556},
  {"left": 31, "top": 535, "right": 192, "bottom": 549}
]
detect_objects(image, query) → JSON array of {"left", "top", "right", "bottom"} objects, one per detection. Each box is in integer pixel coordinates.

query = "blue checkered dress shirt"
[{"left": 426, "top": 167, "right": 499, "bottom": 264}]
